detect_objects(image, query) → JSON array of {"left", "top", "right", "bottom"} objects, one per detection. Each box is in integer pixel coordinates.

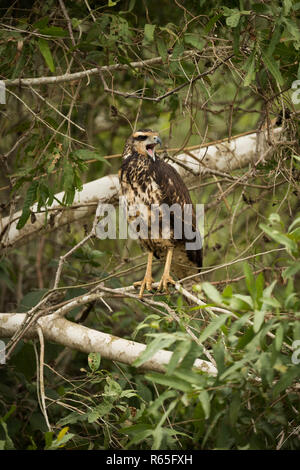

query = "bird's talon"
[
  {"left": 157, "top": 275, "right": 176, "bottom": 293},
  {"left": 134, "top": 277, "right": 154, "bottom": 298}
]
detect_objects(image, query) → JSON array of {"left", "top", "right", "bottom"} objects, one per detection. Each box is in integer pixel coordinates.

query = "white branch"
[
  {"left": 0, "top": 313, "right": 217, "bottom": 376},
  {"left": 0, "top": 128, "right": 282, "bottom": 249},
  {"left": 0, "top": 175, "right": 119, "bottom": 249}
]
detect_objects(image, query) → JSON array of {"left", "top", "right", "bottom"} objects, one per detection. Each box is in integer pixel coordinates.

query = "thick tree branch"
[
  {"left": 0, "top": 175, "right": 119, "bottom": 249},
  {"left": 0, "top": 313, "right": 217, "bottom": 375}
]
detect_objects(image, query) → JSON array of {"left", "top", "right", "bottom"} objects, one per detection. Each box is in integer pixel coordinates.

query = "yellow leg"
[
  {"left": 134, "top": 252, "right": 154, "bottom": 298},
  {"left": 157, "top": 247, "right": 176, "bottom": 293}
]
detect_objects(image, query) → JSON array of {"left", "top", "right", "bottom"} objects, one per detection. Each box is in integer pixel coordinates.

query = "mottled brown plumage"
[{"left": 119, "top": 129, "right": 202, "bottom": 297}]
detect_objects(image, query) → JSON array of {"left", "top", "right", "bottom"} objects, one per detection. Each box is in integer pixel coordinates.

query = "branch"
[
  {"left": 0, "top": 127, "right": 283, "bottom": 249},
  {"left": 0, "top": 313, "right": 217, "bottom": 375},
  {"left": 3, "top": 52, "right": 196, "bottom": 88},
  {"left": 0, "top": 175, "right": 119, "bottom": 249}
]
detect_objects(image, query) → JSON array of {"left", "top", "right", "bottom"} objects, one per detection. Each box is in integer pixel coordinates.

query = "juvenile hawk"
[{"left": 119, "top": 129, "right": 202, "bottom": 298}]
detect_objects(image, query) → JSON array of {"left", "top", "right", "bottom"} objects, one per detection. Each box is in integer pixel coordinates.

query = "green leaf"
[
  {"left": 173, "top": 368, "right": 204, "bottom": 386},
  {"left": 119, "top": 424, "right": 154, "bottom": 446},
  {"left": 283, "top": 0, "right": 293, "bottom": 15},
  {"left": 199, "top": 314, "right": 230, "bottom": 343},
  {"left": 213, "top": 342, "right": 225, "bottom": 377},
  {"left": 156, "top": 37, "right": 168, "bottom": 61},
  {"left": 16, "top": 181, "right": 38, "bottom": 230},
  {"left": 198, "top": 390, "right": 210, "bottom": 419},
  {"left": 226, "top": 11, "right": 240, "bottom": 28},
  {"left": 184, "top": 34, "right": 205, "bottom": 51},
  {"left": 44, "top": 431, "right": 53, "bottom": 449},
  {"left": 243, "top": 262, "right": 256, "bottom": 301},
  {"left": 229, "top": 313, "right": 251, "bottom": 339},
  {"left": 202, "top": 282, "right": 223, "bottom": 304},
  {"left": 222, "top": 8, "right": 249, "bottom": 28},
  {"left": 288, "top": 215, "right": 300, "bottom": 232},
  {"left": 236, "top": 326, "right": 255, "bottom": 349},
  {"left": 152, "top": 427, "right": 163, "bottom": 450},
  {"left": 272, "top": 366, "right": 300, "bottom": 397},
  {"left": 253, "top": 309, "right": 265, "bottom": 333},
  {"left": 18, "top": 288, "right": 48, "bottom": 312},
  {"left": 39, "top": 26, "right": 66, "bottom": 37},
  {"left": 47, "top": 431, "right": 75, "bottom": 449},
  {"left": 169, "top": 41, "right": 184, "bottom": 73},
  {"left": 263, "top": 280, "right": 277, "bottom": 298},
  {"left": 267, "top": 25, "right": 283, "bottom": 56},
  {"left": 145, "top": 372, "right": 192, "bottom": 393},
  {"left": 143, "top": 24, "right": 156, "bottom": 44},
  {"left": 56, "top": 412, "right": 86, "bottom": 426},
  {"left": 133, "top": 334, "right": 176, "bottom": 368},
  {"left": 258, "top": 352, "right": 274, "bottom": 386},
  {"left": 260, "top": 222, "right": 297, "bottom": 254},
  {"left": 220, "top": 353, "right": 255, "bottom": 380},
  {"left": 2, "top": 405, "right": 16, "bottom": 423},
  {"left": 261, "top": 49, "right": 283, "bottom": 86},
  {"left": 33, "top": 16, "right": 49, "bottom": 29},
  {"left": 88, "top": 352, "right": 101, "bottom": 372},
  {"left": 202, "top": 410, "right": 224, "bottom": 448},
  {"left": 73, "top": 149, "right": 111, "bottom": 165},
  {"left": 38, "top": 38, "right": 55, "bottom": 72},
  {"left": 233, "top": 23, "right": 241, "bottom": 55},
  {"left": 229, "top": 392, "right": 241, "bottom": 427},
  {"left": 243, "top": 49, "right": 256, "bottom": 86},
  {"left": 230, "top": 294, "right": 253, "bottom": 311},
  {"left": 0, "top": 420, "right": 15, "bottom": 450},
  {"left": 203, "top": 13, "right": 223, "bottom": 35},
  {"left": 290, "top": 227, "right": 300, "bottom": 241},
  {"left": 167, "top": 340, "right": 192, "bottom": 375},
  {"left": 282, "top": 17, "right": 300, "bottom": 49},
  {"left": 87, "top": 401, "right": 114, "bottom": 423},
  {"left": 283, "top": 262, "right": 300, "bottom": 279},
  {"left": 261, "top": 295, "right": 280, "bottom": 308},
  {"left": 147, "top": 390, "right": 177, "bottom": 418},
  {"left": 255, "top": 272, "right": 264, "bottom": 304},
  {"left": 275, "top": 323, "right": 284, "bottom": 351}
]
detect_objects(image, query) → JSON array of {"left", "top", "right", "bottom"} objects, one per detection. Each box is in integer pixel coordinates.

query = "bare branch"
[
  {"left": 4, "top": 52, "right": 196, "bottom": 88},
  {"left": 58, "top": 0, "right": 76, "bottom": 47},
  {"left": 0, "top": 313, "right": 217, "bottom": 375}
]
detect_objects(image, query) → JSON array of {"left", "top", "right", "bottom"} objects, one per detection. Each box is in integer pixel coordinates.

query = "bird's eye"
[{"left": 135, "top": 135, "right": 147, "bottom": 141}]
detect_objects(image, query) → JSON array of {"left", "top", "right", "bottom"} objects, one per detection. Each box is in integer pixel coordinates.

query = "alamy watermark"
[
  {"left": 95, "top": 198, "right": 204, "bottom": 251},
  {"left": 0, "top": 340, "right": 5, "bottom": 365},
  {"left": 292, "top": 340, "right": 300, "bottom": 365},
  {"left": 291, "top": 80, "right": 300, "bottom": 105},
  {"left": 0, "top": 81, "right": 6, "bottom": 104}
]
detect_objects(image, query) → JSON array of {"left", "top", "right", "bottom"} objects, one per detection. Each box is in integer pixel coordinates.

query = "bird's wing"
[{"left": 153, "top": 158, "right": 202, "bottom": 268}]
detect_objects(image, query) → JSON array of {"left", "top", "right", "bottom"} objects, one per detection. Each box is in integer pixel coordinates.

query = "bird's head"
[{"left": 123, "top": 129, "right": 162, "bottom": 161}]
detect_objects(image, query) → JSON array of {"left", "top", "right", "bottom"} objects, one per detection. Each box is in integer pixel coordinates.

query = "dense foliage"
[{"left": 0, "top": 0, "right": 300, "bottom": 450}]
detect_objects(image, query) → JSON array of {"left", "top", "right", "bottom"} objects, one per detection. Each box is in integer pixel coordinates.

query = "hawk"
[{"left": 119, "top": 129, "right": 202, "bottom": 298}]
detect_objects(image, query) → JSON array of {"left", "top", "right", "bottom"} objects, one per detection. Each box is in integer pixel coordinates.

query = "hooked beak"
[
  {"left": 146, "top": 135, "right": 161, "bottom": 160},
  {"left": 154, "top": 136, "right": 162, "bottom": 146}
]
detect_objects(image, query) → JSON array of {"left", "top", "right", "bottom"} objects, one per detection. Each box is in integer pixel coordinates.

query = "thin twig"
[
  {"left": 59, "top": 0, "right": 76, "bottom": 47},
  {"left": 36, "top": 326, "right": 52, "bottom": 431}
]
